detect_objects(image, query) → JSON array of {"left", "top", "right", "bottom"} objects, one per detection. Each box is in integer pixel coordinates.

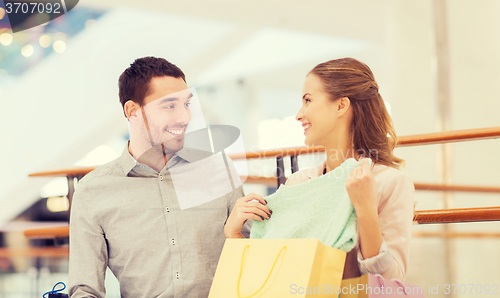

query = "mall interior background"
[{"left": 0, "top": 0, "right": 499, "bottom": 297}]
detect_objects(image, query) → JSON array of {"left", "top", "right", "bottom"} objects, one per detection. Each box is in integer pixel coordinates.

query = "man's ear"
[
  {"left": 337, "top": 97, "right": 351, "bottom": 117},
  {"left": 124, "top": 100, "right": 140, "bottom": 120}
]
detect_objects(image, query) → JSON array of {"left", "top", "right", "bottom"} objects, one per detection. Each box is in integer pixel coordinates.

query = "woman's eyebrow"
[{"left": 302, "top": 93, "right": 311, "bottom": 99}]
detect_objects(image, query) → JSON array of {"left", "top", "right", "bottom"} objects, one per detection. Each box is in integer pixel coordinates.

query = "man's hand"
[{"left": 224, "top": 193, "right": 271, "bottom": 238}]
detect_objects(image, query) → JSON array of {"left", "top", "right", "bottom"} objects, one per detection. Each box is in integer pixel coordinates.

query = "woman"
[{"left": 224, "top": 58, "right": 414, "bottom": 281}]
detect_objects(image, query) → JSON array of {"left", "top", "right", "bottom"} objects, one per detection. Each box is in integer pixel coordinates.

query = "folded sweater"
[{"left": 250, "top": 158, "right": 370, "bottom": 252}]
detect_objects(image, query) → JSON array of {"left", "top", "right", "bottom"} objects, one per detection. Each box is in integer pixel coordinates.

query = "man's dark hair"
[{"left": 118, "top": 57, "right": 186, "bottom": 114}]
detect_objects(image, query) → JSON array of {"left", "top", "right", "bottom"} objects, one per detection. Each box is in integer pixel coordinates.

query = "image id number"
[
  {"left": 444, "top": 284, "right": 498, "bottom": 295},
  {"left": 5, "top": 2, "right": 62, "bottom": 14}
]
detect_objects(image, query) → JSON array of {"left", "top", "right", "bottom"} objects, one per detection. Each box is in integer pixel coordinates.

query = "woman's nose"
[{"left": 296, "top": 107, "right": 304, "bottom": 122}]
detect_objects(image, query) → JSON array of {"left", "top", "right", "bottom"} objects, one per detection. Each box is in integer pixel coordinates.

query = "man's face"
[{"left": 140, "top": 76, "right": 192, "bottom": 155}]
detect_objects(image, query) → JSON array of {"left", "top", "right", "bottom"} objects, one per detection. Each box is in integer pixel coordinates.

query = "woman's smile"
[{"left": 302, "top": 123, "right": 312, "bottom": 135}]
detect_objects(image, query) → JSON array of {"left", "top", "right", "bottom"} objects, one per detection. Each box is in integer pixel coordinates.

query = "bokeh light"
[
  {"left": 46, "top": 196, "right": 70, "bottom": 212},
  {"left": 39, "top": 35, "right": 52, "bottom": 48},
  {"left": 21, "top": 44, "right": 34, "bottom": 57},
  {"left": 53, "top": 40, "right": 66, "bottom": 53},
  {"left": 0, "top": 33, "right": 13, "bottom": 46},
  {"left": 85, "top": 19, "right": 96, "bottom": 29}
]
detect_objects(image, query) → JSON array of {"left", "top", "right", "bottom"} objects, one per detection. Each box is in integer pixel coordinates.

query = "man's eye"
[
  {"left": 165, "top": 104, "right": 174, "bottom": 109},
  {"left": 185, "top": 102, "right": 191, "bottom": 107}
]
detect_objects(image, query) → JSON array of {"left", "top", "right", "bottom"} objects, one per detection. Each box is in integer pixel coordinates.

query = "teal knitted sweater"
[{"left": 250, "top": 158, "right": 370, "bottom": 252}]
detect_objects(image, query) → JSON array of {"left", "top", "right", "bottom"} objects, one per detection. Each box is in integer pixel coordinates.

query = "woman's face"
[{"left": 296, "top": 74, "right": 343, "bottom": 147}]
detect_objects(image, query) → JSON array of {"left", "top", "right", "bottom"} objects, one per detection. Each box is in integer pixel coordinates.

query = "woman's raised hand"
[
  {"left": 346, "top": 158, "right": 378, "bottom": 216},
  {"left": 224, "top": 193, "right": 271, "bottom": 239}
]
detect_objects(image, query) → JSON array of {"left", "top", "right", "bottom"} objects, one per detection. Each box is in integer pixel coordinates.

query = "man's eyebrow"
[{"left": 159, "top": 93, "right": 193, "bottom": 104}]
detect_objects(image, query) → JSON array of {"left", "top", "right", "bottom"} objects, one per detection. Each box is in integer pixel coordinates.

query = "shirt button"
[
  {"left": 171, "top": 239, "right": 175, "bottom": 245},
  {"left": 175, "top": 272, "right": 180, "bottom": 279},
  {"left": 165, "top": 207, "right": 170, "bottom": 212},
  {"left": 159, "top": 176, "right": 163, "bottom": 181}
]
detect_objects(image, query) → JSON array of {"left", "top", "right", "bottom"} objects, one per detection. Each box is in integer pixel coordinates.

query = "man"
[{"left": 69, "top": 57, "right": 251, "bottom": 297}]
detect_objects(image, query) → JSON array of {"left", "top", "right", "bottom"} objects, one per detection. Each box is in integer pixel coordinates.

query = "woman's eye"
[{"left": 305, "top": 99, "right": 311, "bottom": 103}]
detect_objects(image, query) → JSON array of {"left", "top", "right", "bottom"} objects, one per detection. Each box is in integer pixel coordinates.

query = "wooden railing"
[
  {"left": 229, "top": 126, "right": 500, "bottom": 160},
  {"left": 27, "top": 126, "right": 500, "bottom": 231},
  {"left": 21, "top": 225, "right": 500, "bottom": 240},
  {"left": 24, "top": 226, "right": 71, "bottom": 239},
  {"left": 412, "top": 231, "right": 500, "bottom": 238},
  {"left": 0, "top": 247, "right": 69, "bottom": 258},
  {"left": 29, "top": 126, "right": 500, "bottom": 172},
  {"left": 238, "top": 177, "right": 500, "bottom": 194},
  {"left": 413, "top": 207, "right": 500, "bottom": 224},
  {"left": 28, "top": 170, "right": 500, "bottom": 194}
]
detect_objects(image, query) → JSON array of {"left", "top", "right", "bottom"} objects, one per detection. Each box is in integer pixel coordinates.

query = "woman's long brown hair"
[{"left": 310, "top": 58, "right": 404, "bottom": 169}]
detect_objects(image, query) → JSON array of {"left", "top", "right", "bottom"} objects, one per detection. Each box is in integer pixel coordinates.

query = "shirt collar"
[
  {"left": 175, "top": 147, "right": 198, "bottom": 163},
  {"left": 120, "top": 142, "right": 203, "bottom": 175},
  {"left": 120, "top": 143, "right": 138, "bottom": 175}
]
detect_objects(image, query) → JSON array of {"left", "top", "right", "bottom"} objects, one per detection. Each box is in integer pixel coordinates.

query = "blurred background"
[{"left": 0, "top": 0, "right": 499, "bottom": 297}]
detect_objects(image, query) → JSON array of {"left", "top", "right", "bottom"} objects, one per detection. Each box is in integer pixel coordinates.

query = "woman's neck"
[{"left": 323, "top": 144, "right": 359, "bottom": 174}]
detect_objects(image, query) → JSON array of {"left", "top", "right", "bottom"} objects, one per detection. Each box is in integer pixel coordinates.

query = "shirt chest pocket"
[
  {"left": 175, "top": 199, "right": 228, "bottom": 237},
  {"left": 103, "top": 208, "right": 167, "bottom": 247}
]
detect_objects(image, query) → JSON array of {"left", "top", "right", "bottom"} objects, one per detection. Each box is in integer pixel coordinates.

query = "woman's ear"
[
  {"left": 337, "top": 97, "right": 351, "bottom": 117},
  {"left": 124, "top": 100, "right": 140, "bottom": 120}
]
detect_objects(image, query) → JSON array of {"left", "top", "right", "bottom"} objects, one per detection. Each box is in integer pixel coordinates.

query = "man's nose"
[{"left": 175, "top": 105, "right": 191, "bottom": 126}]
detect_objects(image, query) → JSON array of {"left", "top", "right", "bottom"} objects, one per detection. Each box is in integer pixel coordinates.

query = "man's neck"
[{"left": 128, "top": 142, "right": 174, "bottom": 173}]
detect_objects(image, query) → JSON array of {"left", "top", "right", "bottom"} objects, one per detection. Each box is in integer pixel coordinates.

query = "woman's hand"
[
  {"left": 346, "top": 157, "right": 383, "bottom": 259},
  {"left": 224, "top": 193, "right": 271, "bottom": 239},
  {"left": 346, "top": 158, "right": 378, "bottom": 215}
]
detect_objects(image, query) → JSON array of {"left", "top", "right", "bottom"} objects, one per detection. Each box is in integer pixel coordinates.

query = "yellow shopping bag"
[{"left": 208, "top": 239, "right": 346, "bottom": 297}]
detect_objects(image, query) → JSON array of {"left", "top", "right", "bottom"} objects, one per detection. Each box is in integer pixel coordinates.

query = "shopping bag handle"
[
  {"left": 374, "top": 274, "right": 409, "bottom": 295},
  {"left": 237, "top": 245, "right": 287, "bottom": 298}
]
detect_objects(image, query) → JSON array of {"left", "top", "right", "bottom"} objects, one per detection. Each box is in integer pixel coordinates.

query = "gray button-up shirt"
[{"left": 69, "top": 145, "right": 249, "bottom": 298}]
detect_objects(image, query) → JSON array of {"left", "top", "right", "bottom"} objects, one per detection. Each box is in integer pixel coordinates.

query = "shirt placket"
[{"left": 158, "top": 171, "right": 183, "bottom": 295}]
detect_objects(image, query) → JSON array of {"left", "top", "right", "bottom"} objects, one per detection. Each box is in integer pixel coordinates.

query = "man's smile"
[{"left": 165, "top": 127, "right": 186, "bottom": 138}]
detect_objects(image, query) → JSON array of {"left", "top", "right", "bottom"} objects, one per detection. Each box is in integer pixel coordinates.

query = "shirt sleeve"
[
  {"left": 357, "top": 170, "right": 415, "bottom": 281},
  {"left": 357, "top": 239, "right": 394, "bottom": 275},
  {"left": 69, "top": 182, "right": 108, "bottom": 298}
]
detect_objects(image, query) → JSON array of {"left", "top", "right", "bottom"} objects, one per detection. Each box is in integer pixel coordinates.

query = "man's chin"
[{"left": 160, "top": 139, "right": 184, "bottom": 154}]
